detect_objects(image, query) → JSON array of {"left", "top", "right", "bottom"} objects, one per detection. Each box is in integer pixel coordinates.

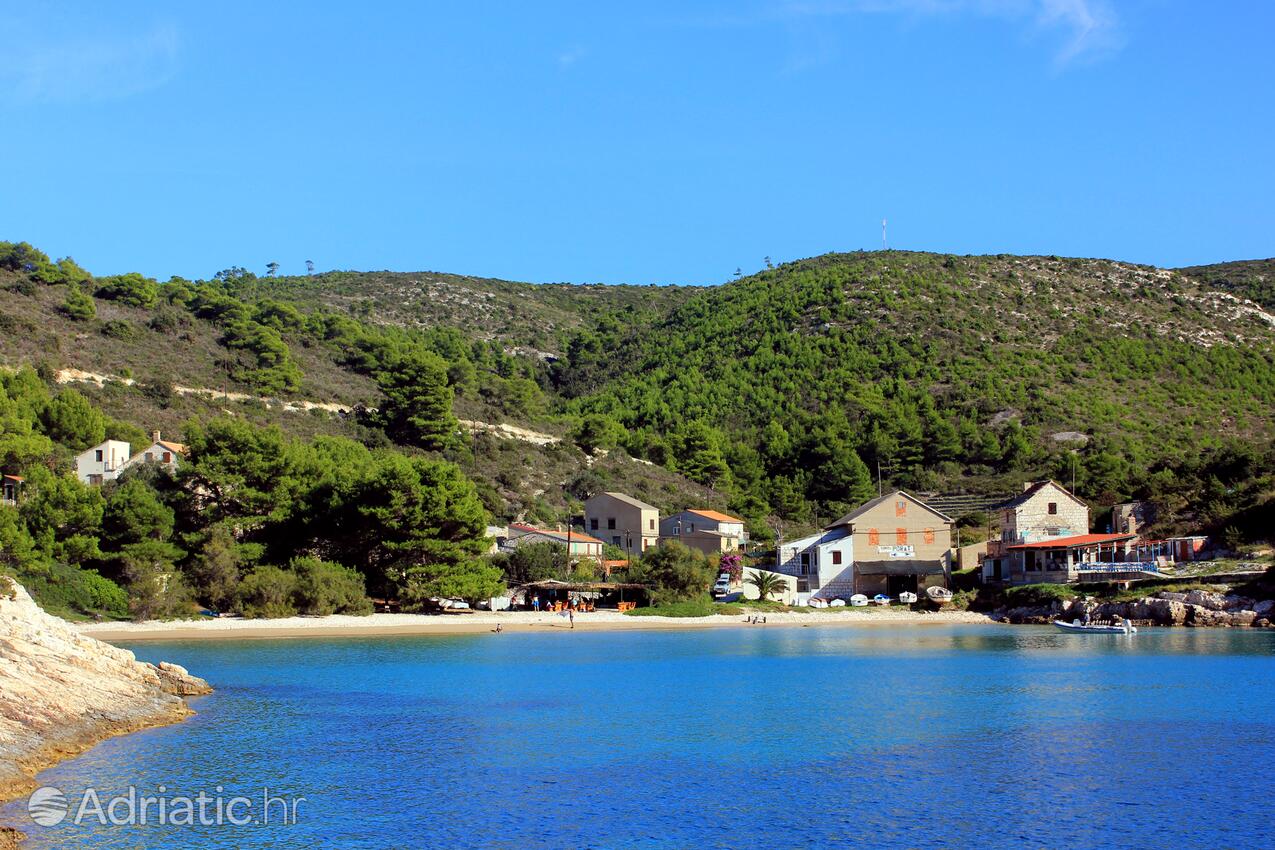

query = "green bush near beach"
[
  {"left": 624, "top": 598, "right": 716, "bottom": 617},
  {"left": 1002, "top": 584, "right": 1076, "bottom": 606}
]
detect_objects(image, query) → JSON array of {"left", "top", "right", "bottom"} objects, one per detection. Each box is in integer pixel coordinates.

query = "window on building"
[
  {"left": 607, "top": 518, "right": 616, "bottom": 529},
  {"left": 649, "top": 518, "right": 654, "bottom": 530},
  {"left": 1048, "top": 502, "right": 1058, "bottom": 515},
  {"left": 832, "top": 550, "right": 842, "bottom": 565},
  {"left": 924, "top": 528, "right": 935, "bottom": 545},
  {"left": 95, "top": 450, "right": 103, "bottom": 462},
  {"left": 896, "top": 528, "right": 907, "bottom": 545},
  {"left": 867, "top": 528, "right": 879, "bottom": 546},
  {"left": 896, "top": 500, "right": 907, "bottom": 517},
  {"left": 590, "top": 518, "right": 599, "bottom": 530},
  {"left": 612, "top": 536, "right": 621, "bottom": 546},
  {"left": 162, "top": 452, "right": 173, "bottom": 463},
  {"left": 688, "top": 523, "right": 695, "bottom": 533}
]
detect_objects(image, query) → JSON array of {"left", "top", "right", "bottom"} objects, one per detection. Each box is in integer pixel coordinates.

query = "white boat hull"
[{"left": 1054, "top": 619, "right": 1137, "bottom": 634}]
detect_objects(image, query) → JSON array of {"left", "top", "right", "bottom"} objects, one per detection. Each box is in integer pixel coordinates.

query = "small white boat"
[
  {"left": 872, "top": 594, "right": 891, "bottom": 606},
  {"left": 849, "top": 594, "right": 869, "bottom": 607},
  {"left": 807, "top": 597, "right": 828, "bottom": 608},
  {"left": 1054, "top": 618, "right": 1137, "bottom": 635},
  {"left": 828, "top": 598, "right": 846, "bottom": 607},
  {"left": 926, "top": 586, "right": 954, "bottom": 607},
  {"left": 898, "top": 591, "right": 918, "bottom": 605}
]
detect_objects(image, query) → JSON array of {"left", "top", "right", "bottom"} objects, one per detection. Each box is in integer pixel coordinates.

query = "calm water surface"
[{"left": 6, "top": 624, "right": 1274, "bottom": 849}]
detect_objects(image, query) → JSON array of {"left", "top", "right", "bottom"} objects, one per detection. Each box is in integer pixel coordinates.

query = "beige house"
[
  {"left": 775, "top": 491, "right": 953, "bottom": 599},
  {"left": 584, "top": 492, "right": 659, "bottom": 556},
  {"left": 659, "top": 509, "right": 748, "bottom": 555}
]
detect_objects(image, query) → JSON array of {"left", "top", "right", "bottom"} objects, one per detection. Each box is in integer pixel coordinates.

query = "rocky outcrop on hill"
[
  {"left": 997, "top": 589, "right": 1275, "bottom": 627},
  {"left": 0, "top": 578, "right": 211, "bottom": 826}
]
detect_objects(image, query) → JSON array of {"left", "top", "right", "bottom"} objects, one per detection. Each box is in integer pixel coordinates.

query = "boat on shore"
[
  {"left": 1054, "top": 618, "right": 1137, "bottom": 634},
  {"left": 898, "top": 591, "right": 918, "bottom": 605},
  {"left": 926, "top": 586, "right": 954, "bottom": 608}
]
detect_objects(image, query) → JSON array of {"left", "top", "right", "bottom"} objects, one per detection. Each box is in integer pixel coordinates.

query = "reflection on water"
[{"left": 5, "top": 625, "right": 1273, "bottom": 849}]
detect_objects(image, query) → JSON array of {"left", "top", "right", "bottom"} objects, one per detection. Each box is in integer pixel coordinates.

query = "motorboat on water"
[{"left": 1054, "top": 618, "right": 1137, "bottom": 634}]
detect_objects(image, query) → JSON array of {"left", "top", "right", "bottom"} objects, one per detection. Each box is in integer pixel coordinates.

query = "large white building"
[{"left": 775, "top": 491, "right": 954, "bottom": 600}]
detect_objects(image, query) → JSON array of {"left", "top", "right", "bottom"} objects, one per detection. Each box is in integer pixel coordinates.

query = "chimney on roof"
[{"left": 151, "top": 430, "right": 161, "bottom": 444}]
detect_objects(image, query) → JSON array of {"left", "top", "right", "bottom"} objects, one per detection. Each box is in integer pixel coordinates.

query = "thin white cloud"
[
  {"left": 680, "top": 0, "right": 1122, "bottom": 67},
  {"left": 557, "top": 46, "right": 588, "bottom": 69},
  {"left": 0, "top": 18, "right": 180, "bottom": 103}
]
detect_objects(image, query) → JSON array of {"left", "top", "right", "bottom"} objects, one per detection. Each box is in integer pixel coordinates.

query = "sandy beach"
[{"left": 76, "top": 608, "right": 996, "bottom": 641}]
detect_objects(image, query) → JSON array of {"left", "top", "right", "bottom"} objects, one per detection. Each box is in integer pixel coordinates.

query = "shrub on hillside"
[
  {"left": 61, "top": 284, "right": 96, "bottom": 321},
  {"left": 21, "top": 563, "right": 128, "bottom": 619},
  {"left": 95, "top": 272, "right": 159, "bottom": 308},
  {"left": 101, "top": 320, "right": 138, "bottom": 340}
]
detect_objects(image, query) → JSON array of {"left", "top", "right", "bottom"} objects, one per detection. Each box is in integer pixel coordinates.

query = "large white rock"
[{"left": 0, "top": 578, "right": 210, "bottom": 802}]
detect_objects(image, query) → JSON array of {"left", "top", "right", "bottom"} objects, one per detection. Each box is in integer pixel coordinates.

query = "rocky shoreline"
[
  {"left": 996, "top": 588, "right": 1275, "bottom": 628},
  {"left": 0, "top": 579, "right": 210, "bottom": 848}
]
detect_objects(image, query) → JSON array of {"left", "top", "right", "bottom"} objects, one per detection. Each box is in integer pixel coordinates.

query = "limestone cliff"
[{"left": 0, "top": 577, "right": 210, "bottom": 837}]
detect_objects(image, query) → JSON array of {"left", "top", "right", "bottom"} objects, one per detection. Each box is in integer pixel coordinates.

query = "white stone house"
[
  {"left": 982, "top": 480, "right": 1090, "bottom": 583},
  {"left": 74, "top": 440, "right": 133, "bottom": 486},
  {"left": 775, "top": 527, "right": 853, "bottom": 595}
]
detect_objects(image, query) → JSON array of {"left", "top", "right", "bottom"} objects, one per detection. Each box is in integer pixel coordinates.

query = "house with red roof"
[
  {"left": 659, "top": 509, "right": 749, "bottom": 555},
  {"left": 505, "top": 523, "right": 606, "bottom": 560},
  {"left": 123, "top": 431, "right": 188, "bottom": 475}
]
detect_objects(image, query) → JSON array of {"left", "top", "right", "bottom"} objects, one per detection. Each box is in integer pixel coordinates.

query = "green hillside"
[
  {"left": 1178, "top": 258, "right": 1275, "bottom": 311},
  {"left": 564, "top": 252, "right": 1275, "bottom": 534},
  {"left": 2, "top": 240, "right": 1273, "bottom": 549}
]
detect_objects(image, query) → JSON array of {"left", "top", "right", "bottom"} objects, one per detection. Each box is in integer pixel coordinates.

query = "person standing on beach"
[{"left": 569, "top": 608, "right": 574, "bottom": 629}]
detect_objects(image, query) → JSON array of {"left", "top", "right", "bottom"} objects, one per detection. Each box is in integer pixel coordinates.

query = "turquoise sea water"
[{"left": 6, "top": 624, "right": 1274, "bottom": 849}]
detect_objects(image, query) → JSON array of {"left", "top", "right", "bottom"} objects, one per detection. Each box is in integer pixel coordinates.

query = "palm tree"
[{"left": 746, "top": 570, "right": 786, "bottom": 602}]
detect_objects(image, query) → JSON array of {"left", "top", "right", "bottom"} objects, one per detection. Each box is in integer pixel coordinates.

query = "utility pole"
[{"left": 882, "top": 219, "right": 887, "bottom": 251}]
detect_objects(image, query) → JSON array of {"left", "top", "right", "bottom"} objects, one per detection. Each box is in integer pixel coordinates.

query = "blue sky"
[{"left": 0, "top": 1, "right": 1271, "bottom": 285}]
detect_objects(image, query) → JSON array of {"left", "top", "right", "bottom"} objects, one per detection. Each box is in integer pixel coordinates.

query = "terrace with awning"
[{"left": 1006, "top": 532, "right": 1165, "bottom": 581}]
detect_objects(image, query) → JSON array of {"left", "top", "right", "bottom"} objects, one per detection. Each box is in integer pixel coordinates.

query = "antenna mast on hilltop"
[{"left": 881, "top": 219, "right": 887, "bottom": 251}]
